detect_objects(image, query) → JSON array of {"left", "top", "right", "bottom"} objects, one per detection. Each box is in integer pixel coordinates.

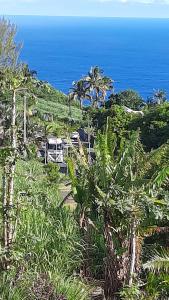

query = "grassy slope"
[
  {"left": 34, "top": 83, "right": 82, "bottom": 122},
  {"left": 37, "top": 98, "right": 82, "bottom": 121}
]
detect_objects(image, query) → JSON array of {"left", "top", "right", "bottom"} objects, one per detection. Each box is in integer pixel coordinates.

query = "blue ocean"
[{"left": 7, "top": 16, "right": 169, "bottom": 99}]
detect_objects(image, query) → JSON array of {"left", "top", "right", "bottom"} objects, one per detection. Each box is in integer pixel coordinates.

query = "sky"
[{"left": 1, "top": 0, "right": 169, "bottom": 18}]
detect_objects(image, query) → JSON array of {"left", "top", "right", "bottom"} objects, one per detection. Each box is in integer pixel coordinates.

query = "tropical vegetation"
[{"left": 0, "top": 17, "right": 169, "bottom": 300}]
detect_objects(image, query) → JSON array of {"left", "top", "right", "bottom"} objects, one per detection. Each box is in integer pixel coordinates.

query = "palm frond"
[
  {"left": 143, "top": 250, "right": 169, "bottom": 273},
  {"left": 153, "top": 166, "right": 169, "bottom": 187}
]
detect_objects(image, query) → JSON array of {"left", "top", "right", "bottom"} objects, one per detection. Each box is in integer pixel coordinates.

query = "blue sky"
[{"left": 1, "top": 0, "right": 169, "bottom": 18}]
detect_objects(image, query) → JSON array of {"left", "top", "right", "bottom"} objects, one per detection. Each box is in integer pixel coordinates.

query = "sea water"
[{"left": 7, "top": 16, "right": 169, "bottom": 99}]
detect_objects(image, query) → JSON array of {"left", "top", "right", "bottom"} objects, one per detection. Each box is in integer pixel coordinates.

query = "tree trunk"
[
  {"left": 23, "top": 95, "right": 27, "bottom": 157},
  {"left": 103, "top": 210, "right": 121, "bottom": 300},
  {"left": 3, "top": 89, "right": 17, "bottom": 269},
  {"left": 80, "top": 98, "right": 83, "bottom": 109},
  {"left": 7, "top": 161, "right": 15, "bottom": 249},
  {"left": 2, "top": 164, "right": 7, "bottom": 249},
  {"left": 68, "top": 98, "right": 72, "bottom": 117},
  {"left": 11, "top": 89, "right": 16, "bottom": 149},
  {"left": 103, "top": 94, "right": 106, "bottom": 108},
  {"left": 128, "top": 218, "right": 137, "bottom": 286},
  {"left": 79, "top": 207, "right": 92, "bottom": 278},
  {"left": 96, "top": 90, "right": 99, "bottom": 108},
  {"left": 87, "top": 120, "right": 91, "bottom": 164}
]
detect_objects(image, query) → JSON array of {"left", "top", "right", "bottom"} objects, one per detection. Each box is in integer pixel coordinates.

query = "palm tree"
[
  {"left": 68, "top": 79, "right": 90, "bottom": 109},
  {"left": 84, "top": 66, "right": 113, "bottom": 107},
  {"left": 154, "top": 89, "right": 167, "bottom": 105},
  {"left": 99, "top": 76, "right": 114, "bottom": 107},
  {"left": 69, "top": 67, "right": 113, "bottom": 110},
  {"left": 148, "top": 89, "right": 167, "bottom": 106},
  {"left": 84, "top": 66, "right": 102, "bottom": 107}
]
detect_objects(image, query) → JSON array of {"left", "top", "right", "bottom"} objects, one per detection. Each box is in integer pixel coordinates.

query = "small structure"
[
  {"left": 46, "top": 137, "right": 64, "bottom": 163},
  {"left": 37, "top": 128, "right": 95, "bottom": 169},
  {"left": 70, "top": 131, "right": 80, "bottom": 146},
  {"left": 123, "top": 106, "right": 144, "bottom": 116}
]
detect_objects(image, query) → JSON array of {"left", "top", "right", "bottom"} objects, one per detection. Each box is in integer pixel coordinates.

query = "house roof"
[{"left": 47, "top": 137, "right": 62, "bottom": 144}]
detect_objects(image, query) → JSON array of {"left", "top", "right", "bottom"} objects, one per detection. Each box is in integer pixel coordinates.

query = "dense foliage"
[
  {"left": 128, "top": 103, "right": 169, "bottom": 150},
  {"left": 1, "top": 17, "right": 169, "bottom": 300},
  {"left": 106, "top": 89, "right": 144, "bottom": 110}
]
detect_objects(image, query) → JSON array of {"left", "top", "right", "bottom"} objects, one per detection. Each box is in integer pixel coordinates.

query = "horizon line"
[{"left": 2, "top": 14, "right": 169, "bottom": 20}]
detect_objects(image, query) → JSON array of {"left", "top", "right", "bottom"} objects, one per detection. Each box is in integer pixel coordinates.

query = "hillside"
[{"left": 33, "top": 81, "right": 82, "bottom": 122}]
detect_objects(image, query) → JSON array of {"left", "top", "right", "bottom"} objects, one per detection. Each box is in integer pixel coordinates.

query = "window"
[{"left": 48, "top": 144, "right": 56, "bottom": 150}]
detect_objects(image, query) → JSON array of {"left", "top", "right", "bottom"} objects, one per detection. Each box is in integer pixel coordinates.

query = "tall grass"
[{"left": 0, "top": 160, "right": 90, "bottom": 299}]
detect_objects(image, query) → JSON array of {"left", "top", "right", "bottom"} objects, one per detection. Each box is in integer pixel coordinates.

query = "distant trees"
[
  {"left": 148, "top": 89, "right": 167, "bottom": 106},
  {"left": 69, "top": 66, "right": 113, "bottom": 109},
  {"left": 107, "top": 89, "right": 144, "bottom": 110},
  {"left": 85, "top": 85, "right": 169, "bottom": 151},
  {"left": 0, "top": 18, "right": 22, "bottom": 69},
  {"left": 128, "top": 102, "right": 169, "bottom": 151}
]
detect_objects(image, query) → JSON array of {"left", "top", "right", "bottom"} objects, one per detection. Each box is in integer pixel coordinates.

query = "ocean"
[{"left": 7, "top": 16, "right": 169, "bottom": 99}]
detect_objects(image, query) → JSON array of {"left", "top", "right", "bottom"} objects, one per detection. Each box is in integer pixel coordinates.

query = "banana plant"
[{"left": 68, "top": 119, "right": 169, "bottom": 299}]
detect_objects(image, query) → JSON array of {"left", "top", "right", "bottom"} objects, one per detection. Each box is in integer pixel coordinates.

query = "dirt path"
[{"left": 58, "top": 183, "right": 76, "bottom": 209}]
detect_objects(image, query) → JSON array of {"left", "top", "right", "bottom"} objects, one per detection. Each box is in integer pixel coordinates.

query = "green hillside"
[
  {"left": 37, "top": 97, "right": 82, "bottom": 121},
  {"left": 33, "top": 82, "right": 82, "bottom": 122}
]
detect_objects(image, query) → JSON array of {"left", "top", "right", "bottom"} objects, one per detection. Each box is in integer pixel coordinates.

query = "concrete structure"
[{"left": 46, "top": 137, "right": 64, "bottom": 163}]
